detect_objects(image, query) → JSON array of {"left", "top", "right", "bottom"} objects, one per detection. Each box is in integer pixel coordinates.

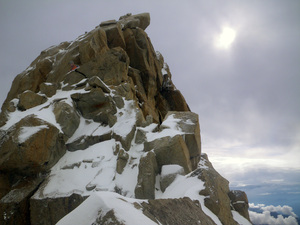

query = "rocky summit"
[{"left": 0, "top": 13, "right": 251, "bottom": 225}]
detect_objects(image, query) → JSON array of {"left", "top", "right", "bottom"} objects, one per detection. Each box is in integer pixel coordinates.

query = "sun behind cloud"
[{"left": 215, "top": 26, "right": 237, "bottom": 49}]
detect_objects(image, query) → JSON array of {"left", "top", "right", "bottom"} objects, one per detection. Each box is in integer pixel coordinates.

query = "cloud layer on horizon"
[{"left": 249, "top": 203, "right": 299, "bottom": 225}]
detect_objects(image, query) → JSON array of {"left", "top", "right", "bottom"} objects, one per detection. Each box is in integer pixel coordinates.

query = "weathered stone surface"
[
  {"left": 196, "top": 153, "right": 238, "bottom": 225},
  {"left": 160, "top": 165, "right": 185, "bottom": 192},
  {"left": 17, "top": 90, "right": 47, "bottom": 111},
  {"left": 145, "top": 135, "right": 192, "bottom": 174},
  {"left": 0, "top": 115, "right": 66, "bottom": 175},
  {"left": 30, "top": 193, "right": 88, "bottom": 225},
  {"left": 135, "top": 151, "right": 158, "bottom": 199},
  {"left": 53, "top": 101, "right": 80, "bottom": 138},
  {"left": 140, "top": 198, "right": 217, "bottom": 225},
  {"left": 102, "top": 22, "right": 126, "bottom": 49},
  {"left": 0, "top": 177, "right": 44, "bottom": 225},
  {"left": 71, "top": 89, "right": 117, "bottom": 126},
  {"left": 78, "top": 27, "right": 108, "bottom": 64},
  {"left": 228, "top": 190, "right": 251, "bottom": 221},
  {"left": 163, "top": 111, "right": 201, "bottom": 170},
  {"left": 78, "top": 47, "right": 129, "bottom": 85}
]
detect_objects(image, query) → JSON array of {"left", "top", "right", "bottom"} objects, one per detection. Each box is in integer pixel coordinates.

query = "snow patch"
[
  {"left": 56, "top": 191, "right": 157, "bottom": 225},
  {"left": 161, "top": 164, "right": 184, "bottom": 177},
  {"left": 18, "top": 125, "right": 48, "bottom": 143}
]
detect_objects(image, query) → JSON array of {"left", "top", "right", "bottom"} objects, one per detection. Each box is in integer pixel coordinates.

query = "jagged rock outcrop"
[
  {"left": 228, "top": 190, "right": 251, "bottom": 221},
  {"left": 0, "top": 13, "right": 251, "bottom": 225}
]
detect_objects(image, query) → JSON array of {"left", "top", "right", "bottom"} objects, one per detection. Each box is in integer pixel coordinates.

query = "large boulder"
[
  {"left": 39, "top": 82, "right": 59, "bottom": 97},
  {"left": 71, "top": 88, "right": 117, "bottom": 126},
  {"left": 144, "top": 135, "right": 192, "bottom": 174},
  {"left": 17, "top": 90, "right": 47, "bottom": 111},
  {"left": 163, "top": 111, "right": 201, "bottom": 170},
  {"left": 0, "top": 115, "right": 66, "bottom": 175}
]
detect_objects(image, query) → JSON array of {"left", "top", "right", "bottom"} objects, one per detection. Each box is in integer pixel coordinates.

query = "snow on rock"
[
  {"left": 56, "top": 191, "right": 156, "bottom": 225},
  {"left": 232, "top": 211, "right": 252, "bottom": 225},
  {"left": 159, "top": 174, "right": 223, "bottom": 225},
  {"left": 18, "top": 125, "right": 49, "bottom": 143},
  {"left": 161, "top": 164, "right": 184, "bottom": 177}
]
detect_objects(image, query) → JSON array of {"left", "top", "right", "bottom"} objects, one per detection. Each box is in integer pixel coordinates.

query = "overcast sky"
[{"left": 0, "top": 0, "right": 299, "bottom": 217}]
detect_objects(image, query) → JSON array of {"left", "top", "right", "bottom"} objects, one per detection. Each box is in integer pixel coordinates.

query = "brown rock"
[
  {"left": 78, "top": 47, "right": 129, "bottom": 85},
  {"left": 144, "top": 135, "right": 192, "bottom": 174},
  {"left": 71, "top": 89, "right": 117, "bottom": 126},
  {"left": 1, "top": 64, "right": 48, "bottom": 113},
  {"left": 17, "top": 90, "right": 47, "bottom": 111},
  {"left": 102, "top": 22, "right": 126, "bottom": 49},
  {"left": 39, "top": 82, "right": 59, "bottom": 97},
  {"left": 78, "top": 27, "right": 108, "bottom": 64},
  {"left": 0, "top": 115, "right": 66, "bottom": 175}
]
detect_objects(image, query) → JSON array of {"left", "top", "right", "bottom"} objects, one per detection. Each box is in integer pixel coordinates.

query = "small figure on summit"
[
  {"left": 69, "top": 61, "right": 87, "bottom": 78},
  {"left": 69, "top": 61, "right": 79, "bottom": 71}
]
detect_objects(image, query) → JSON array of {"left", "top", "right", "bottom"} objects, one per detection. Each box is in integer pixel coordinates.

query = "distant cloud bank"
[{"left": 249, "top": 203, "right": 299, "bottom": 225}]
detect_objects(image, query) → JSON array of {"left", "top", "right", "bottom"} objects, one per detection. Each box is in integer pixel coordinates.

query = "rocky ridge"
[{"left": 0, "top": 13, "right": 251, "bottom": 225}]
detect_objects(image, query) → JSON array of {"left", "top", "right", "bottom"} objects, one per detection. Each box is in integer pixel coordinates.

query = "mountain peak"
[{"left": 0, "top": 13, "right": 251, "bottom": 225}]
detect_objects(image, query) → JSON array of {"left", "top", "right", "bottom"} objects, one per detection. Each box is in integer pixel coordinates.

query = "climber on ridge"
[{"left": 69, "top": 61, "right": 87, "bottom": 78}]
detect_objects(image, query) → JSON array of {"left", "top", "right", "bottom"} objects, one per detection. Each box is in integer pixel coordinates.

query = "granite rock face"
[{"left": 0, "top": 13, "right": 251, "bottom": 225}]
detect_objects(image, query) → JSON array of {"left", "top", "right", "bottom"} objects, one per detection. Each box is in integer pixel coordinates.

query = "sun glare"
[{"left": 215, "top": 27, "right": 236, "bottom": 49}]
